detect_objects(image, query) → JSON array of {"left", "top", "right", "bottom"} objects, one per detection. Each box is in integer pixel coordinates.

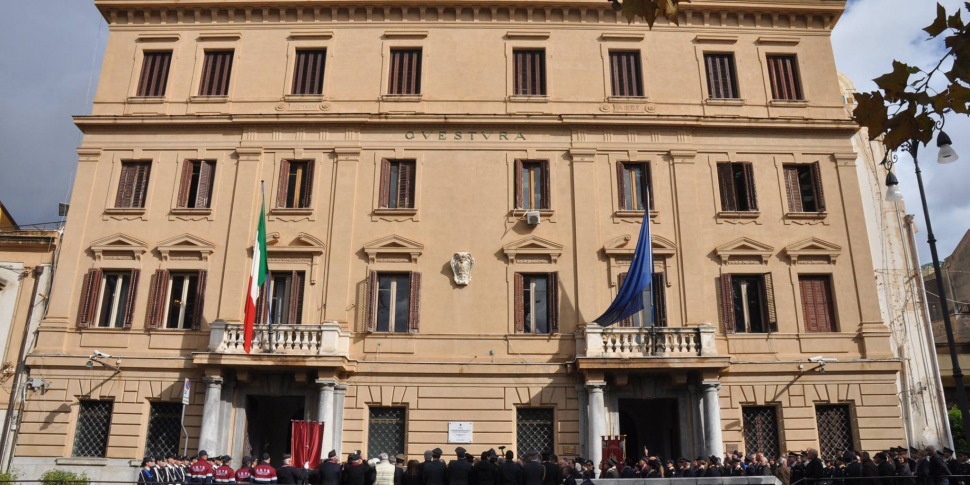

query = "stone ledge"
[{"left": 54, "top": 457, "right": 109, "bottom": 466}]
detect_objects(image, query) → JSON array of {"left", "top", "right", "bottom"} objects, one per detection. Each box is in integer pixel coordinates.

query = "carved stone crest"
[{"left": 450, "top": 252, "right": 475, "bottom": 286}]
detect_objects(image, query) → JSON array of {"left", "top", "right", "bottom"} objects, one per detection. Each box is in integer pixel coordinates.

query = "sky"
[{"left": 0, "top": 1, "right": 967, "bottom": 263}]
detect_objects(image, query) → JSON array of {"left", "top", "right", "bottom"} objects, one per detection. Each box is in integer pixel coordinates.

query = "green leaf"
[{"left": 925, "top": 3, "right": 949, "bottom": 37}]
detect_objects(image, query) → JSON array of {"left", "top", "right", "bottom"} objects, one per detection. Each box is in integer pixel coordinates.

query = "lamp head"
[
  {"left": 884, "top": 171, "right": 904, "bottom": 202},
  {"left": 937, "top": 130, "right": 959, "bottom": 164}
]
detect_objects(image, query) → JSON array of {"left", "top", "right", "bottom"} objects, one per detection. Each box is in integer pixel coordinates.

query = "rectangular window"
[
  {"left": 388, "top": 49, "right": 422, "bottom": 95},
  {"left": 513, "top": 50, "right": 547, "bottom": 96},
  {"left": 742, "top": 406, "right": 780, "bottom": 459},
  {"left": 115, "top": 161, "right": 152, "bottom": 209},
  {"left": 276, "top": 160, "right": 314, "bottom": 209},
  {"left": 766, "top": 55, "right": 803, "bottom": 101},
  {"left": 799, "top": 275, "right": 836, "bottom": 332},
  {"left": 265, "top": 271, "right": 304, "bottom": 325},
  {"left": 136, "top": 51, "right": 172, "bottom": 97},
  {"left": 783, "top": 163, "right": 825, "bottom": 213},
  {"left": 617, "top": 162, "right": 653, "bottom": 211},
  {"left": 716, "top": 162, "right": 758, "bottom": 212},
  {"left": 97, "top": 271, "right": 138, "bottom": 328},
  {"left": 609, "top": 51, "right": 643, "bottom": 98},
  {"left": 368, "top": 407, "right": 406, "bottom": 459},
  {"left": 177, "top": 160, "right": 216, "bottom": 209},
  {"left": 516, "top": 408, "right": 554, "bottom": 458},
  {"left": 514, "top": 160, "right": 550, "bottom": 210},
  {"left": 371, "top": 272, "right": 422, "bottom": 333},
  {"left": 704, "top": 53, "right": 739, "bottom": 99},
  {"left": 292, "top": 49, "right": 327, "bottom": 95},
  {"left": 145, "top": 402, "right": 183, "bottom": 458},
  {"left": 198, "top": 50, "right": 234, "bottom": 96},
  {"left": 166, "top": 273, "right": 199, "bottom": 329},
  {"left": 379, "top": 160, "right": 416, "bottom": 209},
  {"left": 816, "top": 404, "right": 854, "bottom": 459},
  {"left": 719, "top": 273, "right": 776, "bottom": 334},
  {"left": 73, "top": 400, "right": 113, "bottom": 457},
  {"left": 617, "top": 272, "right": 667, "bottom": 327},
  {"left": 514, "top": 273, "right": 558, "bottom": 334}
]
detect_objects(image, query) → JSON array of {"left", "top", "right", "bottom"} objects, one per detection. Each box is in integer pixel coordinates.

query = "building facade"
[
  {"left": 12, "top": 0, "right": 916, "bottom": 480},
  {"left": 920, "top": 230, "right": 970, "bottom": 403}
]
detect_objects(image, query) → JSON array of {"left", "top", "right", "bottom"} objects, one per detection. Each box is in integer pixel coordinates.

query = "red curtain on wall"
[
  {"left": 602, "top": 435, "right": 626, "bottom": 465},
  {"left": 292, "top": 420, "right": 324, "bottom": 469}
]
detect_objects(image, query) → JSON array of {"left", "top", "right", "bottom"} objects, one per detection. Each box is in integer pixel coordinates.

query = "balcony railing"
[
  {"left": 208, "top": 320, "right": 350, "bottom": 356},
  {"left": 582, "top": 324, "right": 716, "bottom": 358}
]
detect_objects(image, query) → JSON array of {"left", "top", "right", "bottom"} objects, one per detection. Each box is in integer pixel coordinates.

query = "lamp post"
[{"left": 884, "top": 130, "right": 968, "bottom": 448}]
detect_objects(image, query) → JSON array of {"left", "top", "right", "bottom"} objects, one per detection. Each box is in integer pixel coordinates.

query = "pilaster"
[
  {"left": 323, "top": 148, "right": 361, "bottom": 326},
  {"left": 568, "top": 148, "right": 599, "bottom": 326},
  {"left": 216, "top": 147, "right": 263, "bottom": 323}
]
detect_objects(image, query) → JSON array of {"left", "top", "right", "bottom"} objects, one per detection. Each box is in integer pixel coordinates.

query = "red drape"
[
  {"left": 601, "top": 435, "right": 626, "bottom": 465},
  {"left": 291, "top": 420, "right": 324, "bottom": 469}
]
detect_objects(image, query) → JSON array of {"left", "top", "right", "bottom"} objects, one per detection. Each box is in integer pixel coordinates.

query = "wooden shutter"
[
  {"left": 717, "top": 163, "right": 738, "bottom": 212},
  {"left": 77, "top": 269, "right": 104, "bottom": 328},
  {"left": 131, "top": 163, "right": 151, "bottom": 208},
  {"left": 616, "top": 163, "right": 627, "bottom": 210},
  {"left": 122, "top": 269, "right": 140, "bottom": 329},
  {"left": 644, "top": 163, "right": 654, "bottom": 210},
  {"left": 767, "top": 55, "right": 802, "bottom": 101},
  {"left": 811, "top": 162, "right": 826, "bottom": 212},
  {"left": 276, "top": 160, "right": 291, "bottom": 208},
  {"left": 199, "top": 51, "right": 233, "bottom": 96},
  {"left": 300, "top": 161, "right": 314, "bottom": 208},
  {"left": 193, "top": 270, "right": 207, "bottom": 329},
  {"left": 705, "top": 54, "right": 737, "bottom": 99},
  {"left": 137, "top": 51, "right": 171, "bottom": 97},
  {"left": 292, "top": 49, "right": 326, "bottom": 95},
  {"left": 177, "top": 161, "right": 194, "bottom": 208},
  {"left": 742, "top": 163, "right": 758, "bottom": 211},
  {"left": 115, "top": 163, "right": 136, "bottom": 208},
  {"left": 514, "top": 273, "right": 525, "bottom": 333},
  {"left": 783, "top": 166, "right": 803, "bottom": 213},
  {"left": 609, "top": 51, "right": 642, "bottom": 98},
  {"left": 652, "top": 272, "right": 667, "bottom": 327},
  {"left": 540, "top": 161, "right": 551, "bottom": 210},
  {"left": 548, "top": 272, "right": 559, "bottom": 333},
  {"left": 514, "top": 50, "right": 545, "bottom": 96},
  {"left": 288, "top": 271, "right": 303, "bottom": 325},
  {"left": 408, "top": 272, "right": 421, "bottom": 333},
  {"left": 254, "top": 280, "right": 268, "bottom": 324},
  {"left": 397, "top": 161, "right": 414, "bottom": 209},
  {"left": 145, "top": 269, "right": 169, "bottom": 329},
  {"left": 762, "top": 273, "right": 777, "bottom": 332},
  {"left": 366, "top": 271, "right": 378, "bottom": 332},
  {"left": 195, "top": 161, "right": 215, "bottom": 209},
  {"left": 379, "top": 159, "right": 391, "bottom": 208},
  {"left": 718, "top": 274, "right": 735, "bottom": 334},
  {"left": 514, "top": 160, "right": 524, "bottom": 209},
  {"left": 801, "top": 276, "right": 835, "bottom": 332},
  {"left": 388, "top": 49, "right": 421, "bottom": 95}
]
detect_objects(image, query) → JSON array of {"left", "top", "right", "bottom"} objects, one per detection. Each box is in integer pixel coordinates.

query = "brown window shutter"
[
  {"left": 408, "top": 272, "right": 421, "bottom": 333},
  {"left": 811, "top": 162, "right": 826, "bottom": 212},
  {"left": 514, "top": 160, "right": 524, "bottom": 209},
  {"left": 378, "top": 159, "right": 391, "bottom": 208},
  {"left": 784, "top": 166, "right": 803, "bottom": 213},
  {"left": 767, "top": 56, "right": 783, "bottom": 100},
  {"left": 254, "top": 280, "right": 268, "bottom": 324},
  {"left": 137, "top": 52, "right": 172, "bottom": 97},
  {"left": 115, "top": 164, "right": 135, "bottom": 208},
  {"left": 397, "top": 162, "right": 414, "bottom": 209},
  {"left": 652, "top": 272, "right": 667, "bottom": 327},
  {"left": 644, "top": 163, "right": 654, "bottom": 210},
  {"left": 548, "top": 272, "right": 559, "bottom": 334},
  {"left": 704, "top": 54, "right": 719, "bottom": 98},
  {"left": 742, "top": 163, "right": 758, "bottom": 211},
  {"left": 767, "top": 55, "right": 801, "bottom": 101},
  {"left": 801, "top": 276, "right": 835, "bottom": 332},
  {"left": 388, "top": 51, "right": 400, "bottom": 94},
  {"left": 177, "top": 161, "right": 194, "bottom": 208},
  {"left": 800, "top": 277, "right": 818, "bottom": 332},
  {"left": 288, "top": 271, "right": 303, "bottom": 325},
  {"left": 145, "top": 269, "right": 169, "bottom": 329},
  {"left": 717, "top": 163, "right": 738, "bottom": 211},
  {"left": 609, "top": 51, "right": 642, "bottom": 97},
  {"left": 719, "top": 274, "right": 736, "bottom": 334},
  {"left": 540, "top": 161, "right": 551, "bottom": 210},
  {"left": 817, "top": 277, "right": 835, "bottom": 332},
  {"left": 132, "top": 163, "right": 151, "bottom": 208},
  {"left": 366, "top": 271, "right": 378, "bottom": 332},
  {"left": 388, "top": 49, "right": 421, "bottom": 95},
  {"left": 300, "top": 161, "right": 314, "bottom": 209},
  {"left": 514, "top": 50, "right": 545, "bottom": 96},
  {"left": 122, "top": 269, "right": 140, "bottom": 329},
  {"left": 762, "top": 273, "right": 777, "bottom": 332},
  {"left": 276, "top": 160, "right": 290, "bottom": 208},
  {"left": 77, "top": 269, "right": 103, "bottom": 328},
  {"left": 199, "top": 51, "right": 233, "bottom": 96},
  {"left": 617, "top": 272, "right": 634, "bottom": 328},
  {"left": 292, "top": 49, "right": 326, "bottom": 95},
  {"left": 616, "top": 163, "right": 627, "bottom": 210},
  {"left": 514, "top": 273, "right": 525, "bottom": 333},
  {"left": 195, "top": 161, "right": 215, "bottom": 209},
  {"left": 193, "top": 270, "right": 207, "bottom": 329}
]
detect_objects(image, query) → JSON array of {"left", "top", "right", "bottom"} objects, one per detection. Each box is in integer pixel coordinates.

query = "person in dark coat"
[
  {"left": 140, "top": 457, "right": 159, "bottom": 485},
  {"left": 448, "top": 448, "right": 473, "bottom": 485},
  {"left": 925, "top": 446, "right": 952, "bottom": 485},
  {"left": 421, "top": 449, "right": 447, "bottom": 485},
  {"left": 846, "top": 451, "right": 864, "bottom": 480},
  {"left": 394, "top": 455, "right": 406, "bottom": 485},
  {"left": 344, "top": 454, "right": 375, "bottom": 485},
  {"left": 805, "top": 449, "right": 825, "bottom": 480},
  {"left": 562, "top": 467, "right": 580, "bottom": 485},
  {"left": 403, "top": 461, "right": 422, "bottom": 485},
  {"left": 319, "top": 451, "right": 343, "bottom": 485},
  {"left": 522, "top": 451, "right": 545, "bottom": 485},
  {"left": 876, "top": 452, "right": 896, "bottom": 485},
  {"left": 278, "top": 454, "right": 308, "bottom": 485},
  {"left": 499, "top": 451, "right": 523, "bottom": 485},
  {"left": 543, "top": 455, "right": 564, "bottom": 485},
  {"left": 791, "top": 453, "right": 806, "bottom": 485},
  {"left": 675, "top": 458, "right": 694, "bottom": 478},
  {"left": 472, "top": 452, "right": 499, "bottom": 485},
  {"left": 705, "top": 457, "right": 722, "bottom": 478},
  {"left": 896, "top": 454, "right": 916, "bottom": 485}
]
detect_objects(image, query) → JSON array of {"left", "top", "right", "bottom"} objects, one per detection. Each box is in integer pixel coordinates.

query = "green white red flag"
[{"left": 243, "top": 188, "right": 268, "bottom": 354}]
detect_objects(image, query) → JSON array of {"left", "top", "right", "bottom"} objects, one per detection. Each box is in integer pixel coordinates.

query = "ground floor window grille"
[
  {"left": 816, "top": 404, "right": 854, "bottom": 458},
  {"left": 145, "top": 402, "right": 183, "bottom": 458},
  {"left": 73, "top": 400, "right": 113, "bottom": 457},
  {"left": 368, "top": 407, "right": 405, "bottom": 458},
  {"left": 516, "top": 408, "right": 554, "bottom": 457},
  {"left": 742, "top": 406, "right": 780, "bottom": 458}
]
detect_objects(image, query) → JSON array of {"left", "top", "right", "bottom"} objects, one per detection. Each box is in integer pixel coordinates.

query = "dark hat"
[
  {"left": 283, "top": 454, "right": 292, "bottom": 460},
  {"left": 396, "top": 454, "right": 406, "bottom": 463},
  {"left": 350, "top": 453, "right": 361, "bottom": 461},
  {"left": 329, "top": 450, "right": 337, "bottom": 458},
  {"left": 909, "top": 447, "right": 919, "bottom": 454},
  {"left": 165, "top": 453, "right": 175, "bottom": 460},
  {"left": 676, "top": 457, "right": 688, "bottom": 463},
  {"left": 190, "top": 455, "right": 199, "bottom": 461},
  {"left": 199, "top": 450, "right": 209, "bottom": 457},
  {"left": 223, "top": 456, "right": 232, "bottom": 462},
  {"left": 262, "top": 452, "right": 271, "bottom": 460},
  {"left": 142, "top": 457, "right": 155, "bottom": 467},
  {"left": 432, "top": 448, "right": 443, "bottom": 457},
  {"left": 466, "top": 454, "right": 475, "bottom": 463},
  {"left": 243, "top": 456, "right": 253, "bottom": 463},
  {"left": 842, "top": 452, "right": 855, "bottom": 463},
  {"left": 528, "top": 449, "right": 539, "bottom": 457},
  {"left": 456, "top": 447, "right": 467, "bottom": 455},
  {"left": 944, "top": 447, "right": 954, "bottom": 454},
  {"left": 607, "top": 458, "right": 617, "bottom": 467}
]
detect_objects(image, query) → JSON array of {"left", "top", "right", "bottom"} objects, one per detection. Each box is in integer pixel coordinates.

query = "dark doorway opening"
[
  {"left": 246, "top": 395, "right": 305, "bottom": 467},
  {"left": 619, "top": 398, "right": 680, "bottom": 463}
]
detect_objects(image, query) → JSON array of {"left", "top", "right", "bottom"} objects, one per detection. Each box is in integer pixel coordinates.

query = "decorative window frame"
[
  {"left": 692, "top": 35, "right": 745, "bottom": 106},
  {"left": 603, "top": 233, "right": 675, "bottom": 285},
  {"left": 188, "top": 35, "right": 240, "bottom": 103},
  {"left": 503, "top": 234, "right": 563, "bottom": 336},
  {"left": 155, "top": 233, "right": 216, "bottom": 268},
  {"left": 102, "top": 155, "right": 156, "bottom": 221},
  {"left": 363, "top": 234, "right": 424, "bottom": 265},
  {"left": 784, "top": 237, "right": 841, "bottom": 265},
  {"left": 707, "top": 154, "right": 763, "bottom": 224},
  {"left": 506, "top": 151, "right": 558, "bottom": 223},
  {"left": 168, "top": 150, "right": 224, "bottom": 221},
  {"left": 502, "top": 235, "right": 563, "bottom": 264},
  {"left": 282, "top": 31, "right": 335, "bottom": 101},
  {"left": 756, "top": 39, "right": 808, "bottom": 106},
  {"left": 265, "top": 232, "right": 326, "bottom": 286},
  {"left": 267, "top": 150, "right": 323, "bottom": 222},
  {"left": 598, "top": 33, "right": 648, "bottom": 102},
  {"left": 126, "top": 34, "right": 180, "bottom": 105},
  {"left": 606, "top": 151, "right": 660, "bottom": 223},
  {"left": 370, "top": 150, "right": 422, "bottom": 222},
  {"left": 776, "top": 155, "right": 829, "bottom": 223},
  {"left": 505, "top": 31, "right": 551, "bottom": 103},
  {"left": 379, "top": 32, "right": 429, "bottom": 106},
  {"left": 88, "top": 233, "right": 148, "bottom": 265},
  {"left": 715, "top": 237, "right": 774, "bottom": 266}
]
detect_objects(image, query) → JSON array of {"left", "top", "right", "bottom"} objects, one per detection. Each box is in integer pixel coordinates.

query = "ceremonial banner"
[
  {"left": 291, "top": 420, "right": 323, "bottom": 469},
  {"left": 602, "top": 435, "right": 626, "bottom": 465}
]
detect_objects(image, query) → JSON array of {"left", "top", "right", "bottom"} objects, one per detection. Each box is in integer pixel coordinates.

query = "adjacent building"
[
  {"left": 921, "top": 231, "right": 970, "bottom": 403},
  {"left": 9, "top": 0, "right": 926, "bottom": 480}
]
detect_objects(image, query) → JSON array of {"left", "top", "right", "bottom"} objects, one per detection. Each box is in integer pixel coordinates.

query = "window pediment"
[
  {"left": 89, "top": 233, "right": 148, "bottom": 261},
  {"left": 784, "top": 237, "right": 841, "bottom": 264},
  {"left": 363, "top": 235, "right": 424, "bottom": 264},
  {"left": 156, "top": 233, "right": 215, "bottom": 261},
  {"left": 503, "top": 236, "right": 563, "bottom": 264},
  {"left": 715, "top": 237, "right": 773, "bottom": 265},
  {"left": 267, "top": 232, "right": 326, "bottom": 254},
  {"left": 603, "top": 233, "right": 676, "bottom": 260}
]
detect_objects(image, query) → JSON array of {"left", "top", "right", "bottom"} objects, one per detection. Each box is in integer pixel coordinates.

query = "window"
[
  {"left": 253, "top": 271, "right": 305, "bottom": 325},
  {"left": 72, "top": 400, "right": 113, "bottom": 457},
  {"left": 76, "top": 269, "right": 139, "bottom": 329},
  {"left": 514, "top": 160, "right": 550, "bottom": 210},
  {"left": 136, "top": 51, "right": 172, "bottom": 97},
  {"left": 716, "top": 162, "right": 758, "bottom": 212},
  {"left": 609, "top": 51, "right": 643, "bottom": 98},
  {"left": 513, "top": 50, "right": 546, "bottom": 96},
  {"left": 276, "top": 160, "right": 314, "bottom": 209},
  {"left": 368, "top": 407, "right": 406, "bottom": 459},
  {"left": 704, "top": 53, "right": 739, "bottom": 99},
  {"left": 146, "top": 270, "right": 207, "bottom": 330},
  {"left": 516, "top": 408, "right": 554, "bottom": 458},
  {"left": 742, "top": 406, "right": 780, "bottom": 459},
  {"left": 292, "top": 49, "right": 326, "bottom": 95},
  {"left": 617, "top": 162, "right": 653, "bottom": 211},
  {"left": 145, "top": 402, "right": 183, "bottom": 458},
  {"left": 177, "top": 160, "right": 215, "bottom": 209},
  {"left": 198, "top": 50, "right": 234, "bottom": 96},
  {"left": 816, "top": 404, "right": 853, "bottom": 459},
  {"left": 368, "top": 272, "right": 421, "bottom": 333},
  {"left": 799, "top": 275, "right": 836, "bottom": 332},
  {"left": 718, "top": 273, "right": 776, "bottom": 334},
  {"left": 115, "top": 161, "right": 152, "bottom": 209},
  {"left": 514, "top": 273, "right": 558, "bottom": 334},
  {"left": 783, "top": 163, "right": 825, "bottom": 213},
  {"left": 388, "top": 49, "right": 422, "bottom": 95},
  {"left": 379, "top": 160, "right": 416, "bottom": 209},
  {"left": 766, "top": 55, "right": 803, "bottom": 101},
  {"left": 617, "top": 272, "right": 667, "bottom": 327}
]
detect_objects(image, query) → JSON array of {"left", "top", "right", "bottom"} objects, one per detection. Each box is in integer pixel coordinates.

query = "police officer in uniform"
[
  {"left": 421, "top": 449, "right": 447, "bottom": 485},
  {"left": 522, "top": 450, "right": 544, "bottom": 485},
  {"left": 472, "top": 451, "right": 499, "bottom": 485},
  {"left": 278, "top": 454, "right": 308, "bottom": 485},
  {"left": 542, "top": 454, "right": 562, "bottom": 485},
  {"left": 394, "top": 455, "right": 406, "bottom": 485},
  {"left": 214, "top": 456, "right": 237, "bottom": 484},
  {"left": 318, "top": 451, "right": 343, "bottom": 485},
  {"left": 499, "top": 451, "right": 523, "bottom": 485},
  {"left": 343, "top": 453, "right": 373, "bottom": 485},
  {"left": 253, "top": 453, "right": 279, "bottom": 485},
  {"left": 447, "top": 448, "right": 473, "bottom": 485},
  {"left": 236, "top": 457, "right": 255, "bottom": 484}
]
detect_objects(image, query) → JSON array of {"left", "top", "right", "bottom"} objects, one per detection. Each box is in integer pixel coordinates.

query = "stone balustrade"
[
  {"left": 208, "top": 320, "right": 350, "bottom": 356},
  {"left": 583, "top": 324, "right": 717, "bottom": 358}
]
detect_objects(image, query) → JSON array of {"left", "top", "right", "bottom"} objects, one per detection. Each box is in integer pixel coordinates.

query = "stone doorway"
[
  {"left": 245, "top": 395, "right": 305, "bottom": 467},
  {"left": 619, "top": 398, "right": 680, "bottom": 462}
]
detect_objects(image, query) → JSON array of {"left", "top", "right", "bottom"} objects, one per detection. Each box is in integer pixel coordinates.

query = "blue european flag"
[{"left": 594, "top": 189, "right": 653, "bottom": 327}]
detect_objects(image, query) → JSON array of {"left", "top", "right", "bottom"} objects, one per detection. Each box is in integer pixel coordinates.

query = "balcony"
[
  {"left": 195, "top": 321, "right": 353, "bottom": 369},
  {"left": 577, "top": 324, "right": 729, "bottom": 372}
]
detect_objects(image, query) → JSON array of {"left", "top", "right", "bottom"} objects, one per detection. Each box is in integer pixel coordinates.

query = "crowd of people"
[{"left": 136, "top": 445, "right": 970, "bottom": 485}]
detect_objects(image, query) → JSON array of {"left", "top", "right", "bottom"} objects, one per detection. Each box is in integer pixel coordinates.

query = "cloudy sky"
[{"left": 0, "top": 0, "right": 967, "bottom": 263}]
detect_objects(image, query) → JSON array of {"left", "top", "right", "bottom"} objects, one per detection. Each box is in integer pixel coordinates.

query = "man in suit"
[
  {"left": 522, "top": 451, "right": 545, "bottom": 485},
  {"left": 421, "top": 449, "right": 447, "bottom": 485},
  {"left": 318, "top": 451, "right": 343, "bottom": 485},
  {"left": 774, "top": 454, "right": 792, "bottom": 485},
  {"left": 447, "top": 448, "right": 473, "bottom": 485},
  {"left": 542, "top": 454, "right": 562, "bottom": 485},
  {"left": 499, "top": 451, "right": 523, "bottom": 485},
  {"left": 805, "top": 449, "right": 825, "bottom": 480}
]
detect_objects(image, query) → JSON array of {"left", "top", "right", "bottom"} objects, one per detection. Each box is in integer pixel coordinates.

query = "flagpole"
[
  {"left": 641, "top": 186, "right": 654, "bottom": 327},
  {"left": 262, "top": 181, "right": 275, "bottom": 353}
]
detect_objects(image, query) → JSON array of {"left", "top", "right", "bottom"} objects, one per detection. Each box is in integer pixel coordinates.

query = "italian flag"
[{"left": 243, "top": 191, "right": 268, "bottom": 354}]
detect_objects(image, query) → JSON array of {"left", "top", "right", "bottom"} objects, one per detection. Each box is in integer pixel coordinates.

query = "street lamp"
[{"left": 883, "top": 132, "right": 969, "bottom": 448}]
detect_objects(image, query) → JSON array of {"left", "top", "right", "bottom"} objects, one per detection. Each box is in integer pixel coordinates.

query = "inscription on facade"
[{"left": 404, "top": 130, "right": 527, "bottom": 141}]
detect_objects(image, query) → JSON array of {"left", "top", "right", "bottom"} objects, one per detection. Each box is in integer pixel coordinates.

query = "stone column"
[
  {"left": 198, "top": 376, "right": 224, "bottom": 453},
  {"left": 701, "top": 381, "right": 723, "bottom": 458},
  {"left": 586, "top": 381, "right": 606, "bottom": 477},
  {"left": 316, "top": 379, "right": 336, "bottom": 456},
  {"left": 332, "top": 384, "right": 347, "bottom": 457},
  {"left": 576, "top": 386, "right": 588, "bottom": 459}
]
